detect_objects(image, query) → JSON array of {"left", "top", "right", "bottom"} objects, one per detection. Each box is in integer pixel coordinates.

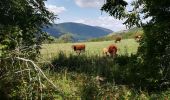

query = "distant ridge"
[
  {"left": 88, "top": 27, "right": 143, "bottom": 42},
  {"left": 42, "top": 22, "right": 113, "bottom": 41}
]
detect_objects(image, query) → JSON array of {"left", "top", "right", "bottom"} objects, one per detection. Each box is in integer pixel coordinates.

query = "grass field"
[
  {"left": 40, "top": 39, "right": 139, "bottom": 60},
  {"left": 39, "top": 39, "right": 170, "bottom": 99},
  {"left": 2, "top": 40, "right": 169, "bottom": 99}
]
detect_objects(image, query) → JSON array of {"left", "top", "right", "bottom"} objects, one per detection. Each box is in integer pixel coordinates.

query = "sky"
[{"left": 45, "top": 0, "right": 133, "bottom": 32}]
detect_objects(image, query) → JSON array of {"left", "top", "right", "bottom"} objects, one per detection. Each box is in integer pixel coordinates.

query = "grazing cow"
[
  {"left": 115, "top": 37, "right": 121, "bottom": 43},
  {"left": 134, "top": 35, "right": 142, "bottom": 42},
  {"left": 72, "top": 44, "right": 85, "bottom": 54},
  {"left": 108, "top": 44, "right": 117, "bottom": 57},
  {"left": 102, "top": 48, "right": 109, "bottom": 56}
]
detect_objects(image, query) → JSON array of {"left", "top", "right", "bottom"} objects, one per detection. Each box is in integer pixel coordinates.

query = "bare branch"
[{"left": 15, "top": 57, "right": 60, "bottom": 90}]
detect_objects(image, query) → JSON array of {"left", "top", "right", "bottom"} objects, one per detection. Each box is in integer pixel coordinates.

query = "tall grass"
[
  {"left": 42, "top": 52, "right": 170, "bottom": 99},
  {"left": 39, "top": 39, "right": 170, "bottom": 99},
  {"left": 50, "top": 52, "right": 142, "bottom": 85}
]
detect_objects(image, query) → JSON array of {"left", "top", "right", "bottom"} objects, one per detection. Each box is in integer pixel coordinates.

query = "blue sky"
[{"left": 45, "top": 0, "right": 133, "bottom": 31}]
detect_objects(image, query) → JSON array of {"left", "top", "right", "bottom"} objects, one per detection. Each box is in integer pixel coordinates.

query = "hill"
[
  {"left": 42, "top": 22, "right": 113, "bottom": 41},
  {"left": 88, "top": 27, "right": 143, "bottom": 42},
  {"left": 113, "top": 27, "right": 143, "bottom": 38}
]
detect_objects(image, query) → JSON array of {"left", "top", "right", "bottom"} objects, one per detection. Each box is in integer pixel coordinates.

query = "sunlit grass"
[
  {"left": 40, "top": 39, "right": 139, "bottom": 60},
  {"left": 40, "top": 39, "right": 170, "bottom": 99}
]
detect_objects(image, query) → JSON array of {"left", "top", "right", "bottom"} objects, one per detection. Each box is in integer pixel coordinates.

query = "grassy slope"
[
  {"left": 88, "top": 27, "right": 143, "bottom": 42},
  {"left": 40, "top": 39, "right": 139, "bottom": 60},
  {"left": 109, "top": 27, "right": 143, "bottom": 38}
]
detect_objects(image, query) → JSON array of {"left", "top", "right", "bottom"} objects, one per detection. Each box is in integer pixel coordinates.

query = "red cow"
[
  {"left": 115, "top": 37, "right": 121, "bottom": 43},
  {"left": 108, "top": 44, "right": 118, "bottom": 57},
  {"left": 72, "top": 44, "right": 85, "bottom": 54}
]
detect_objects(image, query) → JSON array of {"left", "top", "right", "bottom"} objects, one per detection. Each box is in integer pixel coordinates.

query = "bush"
[
  {"left": 0, "top": 54, "right": 63, "bottom": 99},
  {"left": 81, "top": 81, "right": 99, "bottom": 100}
]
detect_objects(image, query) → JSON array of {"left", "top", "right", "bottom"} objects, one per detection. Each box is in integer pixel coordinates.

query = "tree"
[
  {"left": 0, "top": 0, "right": 55, "bottom": 58},
  {"left": 101, "top": 0, "right": 170, "bottom": 90},
  {"left": 0, "top": 0, "right": 59, "bottom": 99},
  {"left": 58, "top": 33, "right": 75, "bottom": 43}
]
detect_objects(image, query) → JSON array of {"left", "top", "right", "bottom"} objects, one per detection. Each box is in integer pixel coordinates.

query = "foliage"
[
  {"left": 50, "top": 52, "right": 140, "bottom": 88},
  {"left": 0, "top": 53, "right": 63, "bottom": 99},
  {"left": 0, "top": 0, "right": 57, "bottom": 99},
  {"left": 43, "top": 36, "right": 56, "bottom": 44},
  {"left": 0, "top": 0, "right": 55, "bottom": 56},
  {"left": 101, "top": 0, "right": 170, "bottom": 90},
  {"left": 48, "top": 51, "right": 170, "bottom": 98},
  {"left": 40, "top": 39, "right": 170, "bottom": 98},
  {"left": 57, "top": 33, "right": 75, "bottom": 43},
  {"left": 80, "top": 80, "right": 99, "bottom": 100}
]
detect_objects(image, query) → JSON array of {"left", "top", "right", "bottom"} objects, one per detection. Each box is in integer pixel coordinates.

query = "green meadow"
[
  {"left": 40, "top": 39, "right": 139, "bottom": 60},
  {"left": 39, "top": 39, "right": 170, "bottom": 99}
]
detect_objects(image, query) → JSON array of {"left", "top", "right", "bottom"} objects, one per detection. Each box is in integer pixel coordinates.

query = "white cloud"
[
  {"left": 45, "top": 4, "right": 66, "bottom": 15},
  {"left": 125, "top": 0, "right": 134, "bottom": 3},
  {"left": 73, "top": 16, "right": 127, "bottom": 31},
  {"left": 74, "top": 0, "right": 105, "bottom": 8},
  {"left": 74, "top": 0, "right": 134, "bottom": 8}
]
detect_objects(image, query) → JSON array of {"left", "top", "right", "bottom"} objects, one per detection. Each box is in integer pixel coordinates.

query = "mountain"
[
  {"left": 42, "top": 22, "right": 113, "bottom": 41},
  {"left": 94, "top": 26, "right": 114, "bottom": 33}
]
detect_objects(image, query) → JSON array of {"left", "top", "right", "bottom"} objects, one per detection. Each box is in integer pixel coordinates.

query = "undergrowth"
[{"left": 40, "top": 52, "right": 170, "bottom": 99}]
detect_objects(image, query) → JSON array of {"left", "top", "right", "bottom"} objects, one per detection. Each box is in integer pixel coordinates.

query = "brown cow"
[
  {"left": 72, "top": 44, "right": 85, "bottom": 54},
  {"left": 134, "top": 35, "right": 142, "bottom": 42},
  {"left": 115, "top": 37, "right": 121, "bottom": 43},
  {"left": 107, "top": 44, "right": 118, "bottom": 57}
]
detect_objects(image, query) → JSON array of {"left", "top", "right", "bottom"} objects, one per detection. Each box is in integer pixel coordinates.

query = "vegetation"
[
  {"left": 43, "top": 22, "right": 112, "bottom": 41},
  {"left": 102, "top": 0, "right": 170, "bottom": 91},
  {"left": 38, "top": 40, "right": 170, "bottom": 99},
  {"left": 42, "top": 27, "right": 143, "bottom": 43},
  {"left": 0, "top": 0, "right": 58, "bottom": 99},
  {"left": 88, "top": 27, "right": 143, "bottom": 42},
  {"left": 1, "top": 0, "right": 170, "bottom": 99},
  {"left": 0, "top": 0, "right": 55, "bottom": 55},
  {"left": 40, "top": 39, "right": 138, "bottom": 60}
]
